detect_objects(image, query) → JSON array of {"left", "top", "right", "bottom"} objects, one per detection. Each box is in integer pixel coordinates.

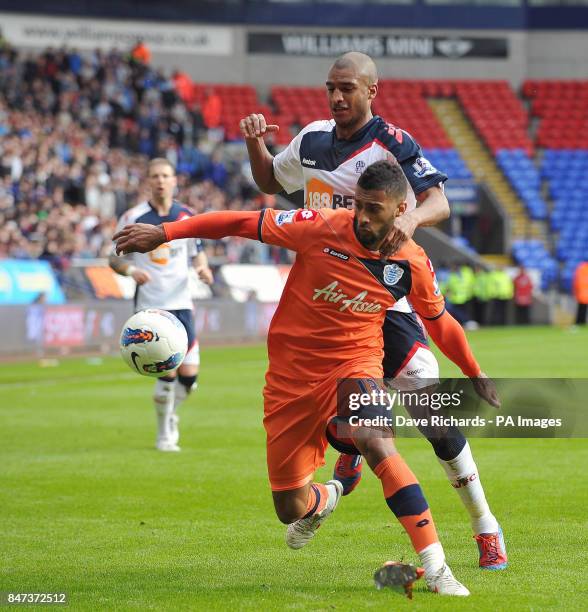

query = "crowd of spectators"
[{"left": 0, "top": 44, "right": 289, "bottom": 277}]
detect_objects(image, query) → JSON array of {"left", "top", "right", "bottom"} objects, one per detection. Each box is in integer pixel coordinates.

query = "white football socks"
[
  {"left": 419, "top": 542, "right": 446, "bottom": 576},
  {"left": 437, "top": 441, "right": 499, "bottom": 535},
  {"left": 173, "top": 379, "right": 197, "bottom": 412},
  {"left": 153, "top": 379, "right": 175, "bottom": 442}
]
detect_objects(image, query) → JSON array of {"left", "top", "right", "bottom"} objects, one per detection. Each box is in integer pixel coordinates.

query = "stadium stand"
[
  {"left": 0, "top": 46, "right": 281, "bottom": 267},
  {"left": 511, "top": 239, "right": 559, "bottom": 291},
  {"left": 541, "top": 149, "right": 588, "bottom": 291},
  {"left": 520, "top": 82, "right": 588, "bottom": 290},
  {"left": 1, "top": 40, "right": 585, "bottom": 294},
  {"left": 456, "top": 81, "right": 533, "bottom": 156},
  {"left": 424, "top": 149, "right": 472, "bottom": 181},
  {"left": 525, "top": 80, "right": 588, "bottom": 149},
  {"left": 495, "top": 149, "right": 547, "bottom": 221}
]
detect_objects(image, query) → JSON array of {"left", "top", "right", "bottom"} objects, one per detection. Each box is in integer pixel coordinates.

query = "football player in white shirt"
[
  {"left": 238, "top": 52, "right": 507, "bottom": 570},
  {"left": 110, "top": 158, "right": 213, "bottom": 452}
]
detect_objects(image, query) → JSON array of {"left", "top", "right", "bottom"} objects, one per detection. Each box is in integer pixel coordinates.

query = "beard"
[{"left": 353, "top": 217, "right": 389, "bottom": 251}]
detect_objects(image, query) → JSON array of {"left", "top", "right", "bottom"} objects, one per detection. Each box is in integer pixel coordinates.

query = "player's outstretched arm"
[
  {"left": 239, "top": 113, "right": 283, "bottom": 194},
  {"left": 113, "top": 211, "right": 261, "bottom": 255},
  {"left": 421, "top": 311, "right": 501, "bottom": 408},
  {"left": 108, "top": 253, "right": 151, "bottom": 284},
  {"left": 114, "top": 224, "right": 167, "bottom": 255}
]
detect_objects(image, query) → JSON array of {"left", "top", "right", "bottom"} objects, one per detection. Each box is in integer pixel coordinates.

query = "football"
[{"left": 119, "top": 309, "right": 188, "bottom": 378}]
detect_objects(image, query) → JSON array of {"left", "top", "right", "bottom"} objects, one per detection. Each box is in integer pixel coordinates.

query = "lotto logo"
[{"left": 295, "top": 209, "right": 318, "bottom": 222}]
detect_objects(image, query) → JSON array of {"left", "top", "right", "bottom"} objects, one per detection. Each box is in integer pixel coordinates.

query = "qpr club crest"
[{"left": 383, "top": 263, "right": 404, "bottom": 286}]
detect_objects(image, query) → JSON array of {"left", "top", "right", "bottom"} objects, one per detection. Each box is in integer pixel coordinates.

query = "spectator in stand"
[
  {"left": 172, "top": 69, "right": 192, "bottom": 102},
  {"left": 0, "top": 46, "right": 289, "bottom": 272},
  {"left": 573, "top": 261, "right": 588, "bottom": 326},
  {"left": 0, "top": 26, "right": 9, "bottom": 50},
  {"left": 204, "top": 149, "right": 228, "bottom": 188},
  {"left": 189, "top": 103, "right": 206, "bottom": 140},
  {"left": 513, "top": 266, "right": 533, "bottom": 325},
  {"left": 67, "top": 48, "right": 82, "bottom": 75},
  {"left": 130, "top": 39, "right": 151, "bottom": 65},
  {"left": 472, "top": 264, "right": 491, "bottom": 326},
  {"left": 202, "top": 87, "right": 222, "bottom": 130}
]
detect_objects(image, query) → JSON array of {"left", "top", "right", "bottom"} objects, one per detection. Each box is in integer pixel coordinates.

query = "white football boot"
[
  {"left": 425, "top": 564, "right": 470, "bottom": 596},
  {"left": 286, "top": 480, "right": 343, "bottom": 550},
  {"left": 156, "top": 438, "right": 180, "bottom": 452}
]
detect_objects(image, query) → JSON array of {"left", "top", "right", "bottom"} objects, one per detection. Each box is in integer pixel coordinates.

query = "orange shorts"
[{"left": 263, "top": 359, "right": 382, "bottom": 491}]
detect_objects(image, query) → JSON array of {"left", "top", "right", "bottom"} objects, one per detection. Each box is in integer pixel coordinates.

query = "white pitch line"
[
  {"left": 0, "top": 360, "right": 268, "bottom": 390},
  {"left": 0, "top": 372, "right": 138, "bottom": 390}
]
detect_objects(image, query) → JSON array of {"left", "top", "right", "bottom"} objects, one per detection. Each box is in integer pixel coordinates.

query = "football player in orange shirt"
[{"left": 115, "top": 161, "right": 502, "bottom": 595}]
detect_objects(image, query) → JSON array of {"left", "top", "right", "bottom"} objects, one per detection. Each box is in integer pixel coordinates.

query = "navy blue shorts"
[{"left": 167, "top": 309, "right": 197, "bottom": 351}]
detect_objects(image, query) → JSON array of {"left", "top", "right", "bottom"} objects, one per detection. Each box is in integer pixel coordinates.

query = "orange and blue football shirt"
[
  {"left": 258, "top": 207, "right": 445, "bottom": 381},
  {"left": 163, "top": 206, "right": 445, "bottom": 381}
]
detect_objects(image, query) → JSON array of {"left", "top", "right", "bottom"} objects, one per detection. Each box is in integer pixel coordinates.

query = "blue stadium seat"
[
  {"left": 422, "top": 149, "right": 473, "bottom": 181},
  {"left": 497, "top": 148, "right": 547, "bottom": 220},
  {"left": 512, "top": 239, "right": 560, "bottom": 290}
]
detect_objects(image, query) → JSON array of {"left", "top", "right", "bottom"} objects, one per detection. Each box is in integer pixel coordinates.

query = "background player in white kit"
[{"left": 110, "top": 158, "right": 213, "bottom": 452}]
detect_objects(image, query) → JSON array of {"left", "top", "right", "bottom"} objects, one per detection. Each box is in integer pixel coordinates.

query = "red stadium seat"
[
  {"left": 521, "top": 80, "right": 588, "bottom": 149},
  {"left": 455, "top": 80, "right": 534, "bottom": 154}
]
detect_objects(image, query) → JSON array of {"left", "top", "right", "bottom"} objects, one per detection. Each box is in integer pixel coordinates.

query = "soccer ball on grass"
[{"left": 120, "top": 309, "right": 188, "bottom": 378}]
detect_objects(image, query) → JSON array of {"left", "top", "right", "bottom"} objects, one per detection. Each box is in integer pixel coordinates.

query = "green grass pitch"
[{"left": 1, "top": 326, "right": 588, "bottom": 610}]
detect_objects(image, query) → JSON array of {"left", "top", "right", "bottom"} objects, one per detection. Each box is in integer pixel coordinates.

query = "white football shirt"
[
  {"left": 114, "top": 201, "right": 202, "bottom": 311},
  {"left": 273, "top": 116, "right": 447, "bottom": 313}
]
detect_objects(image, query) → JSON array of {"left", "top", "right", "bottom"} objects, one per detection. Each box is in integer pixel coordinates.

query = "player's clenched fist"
[
  {"left": 114, "top": 223, "right": 166, "bottom": 255},
  {"left": 239, "top": 113, "right": 279, "bottom": 139}
]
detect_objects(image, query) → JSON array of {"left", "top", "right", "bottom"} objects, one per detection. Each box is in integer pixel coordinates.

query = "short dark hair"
[
  {"left": 357, "top": 160, "right": 407, "bottom": 201},
  {"left": 148, "top": 158, "right": 176, "bottom": 176}
]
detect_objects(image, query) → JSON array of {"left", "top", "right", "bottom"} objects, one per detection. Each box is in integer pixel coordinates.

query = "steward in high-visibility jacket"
[
  {"left": 488, "top": 268, "right": 513, "bottom": 325},
  {"left": 473, "top": 266, "right": 491, "bottom": 325},
  {"left": 445, "top": 269, "right": 470, "bottom": 305},
  {"left": 573, "top": 261, "right": 588, "bottom": 325}
]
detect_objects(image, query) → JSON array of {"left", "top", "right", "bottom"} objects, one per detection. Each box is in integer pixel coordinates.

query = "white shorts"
[
  {"left": 183, "top": 339, "right": 200, "bottom": 367},
  {"left": 382, "top": 310, "right": 440, "bottom": 391},
  {"left": 391, "top": 344, "right": 439, "bottom": 391}
]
